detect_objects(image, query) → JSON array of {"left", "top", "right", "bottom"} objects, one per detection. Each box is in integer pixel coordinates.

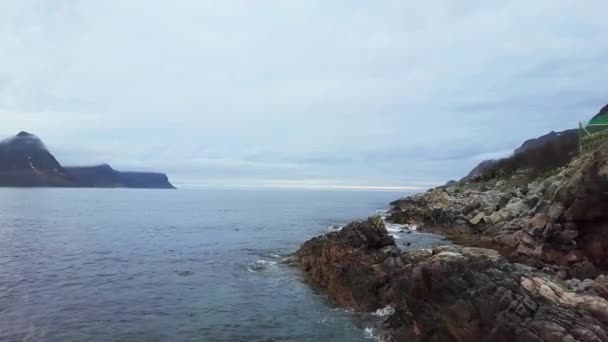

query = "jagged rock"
[{"left": 296, "top": 219, "right": 608, "bottom": 342}]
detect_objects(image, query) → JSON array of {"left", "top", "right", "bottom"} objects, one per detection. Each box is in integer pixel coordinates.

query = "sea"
[{"left": 0, "top": 188, "right": 447, "bottom": 342}]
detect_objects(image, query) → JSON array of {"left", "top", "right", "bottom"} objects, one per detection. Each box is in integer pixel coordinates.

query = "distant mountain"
[
  {"left": 0, "top": 132, "right": 72, "bottom": 186},
  {"left": 0, "top": 131, "right": 175, "bottom": 189}
]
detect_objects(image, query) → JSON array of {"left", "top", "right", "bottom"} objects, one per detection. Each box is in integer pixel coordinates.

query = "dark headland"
[
  {"left": 0, "top": 131, "right": 175, "bottom": 189},
  {"left": 295, "top": 105, "right": 608, "bottom": 341}
]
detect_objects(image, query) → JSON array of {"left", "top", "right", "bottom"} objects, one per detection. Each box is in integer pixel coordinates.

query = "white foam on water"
[
  {"left": 381, "top": 215, "right": 418, "bottom": 236},
  {"left": 364, "top": 327, "right": 386, "bottom": 341},
  {"left": 364, "top": 327, "right": 376, "bottom": 339},
  {"left": 372, "top": 305, "right": 395, "bottom": 317},
  {"left": 374, "top": 209, "right": 389, "bottom": 218},
  {"left": 246, "top": 259, "right": 278, "bottom": 273},
  {"left": 327, "top": 225, "right": 344, "bottom": 232},
  {"left": 384, "top": 222, "right": 407, "bottom": 233}
]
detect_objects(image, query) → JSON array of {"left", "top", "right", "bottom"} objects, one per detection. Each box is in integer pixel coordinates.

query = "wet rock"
[
  {"left": 296, "top": 219, "right": 608, "bottom": 342},
  {"left": 296, "top": 216, "right": 396, "bottom": 311}
]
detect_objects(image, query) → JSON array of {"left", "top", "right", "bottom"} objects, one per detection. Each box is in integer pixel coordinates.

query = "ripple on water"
[{"left": 0, "top": 188, "right": 411, "bottom": 342}]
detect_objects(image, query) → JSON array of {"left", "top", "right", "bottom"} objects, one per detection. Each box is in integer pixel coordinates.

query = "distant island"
[{"left": 0, "top": 131, "right": 175, "bottom": 189}]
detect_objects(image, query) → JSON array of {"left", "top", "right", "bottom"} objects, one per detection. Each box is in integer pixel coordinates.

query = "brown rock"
[{"left": 296, "top": 219, "right": 608, "bottom": 341}]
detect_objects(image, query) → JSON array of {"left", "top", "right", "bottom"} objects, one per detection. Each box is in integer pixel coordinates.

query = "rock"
[
  {"left": 557, "top": 230, "right": 579, "bottom": 244},
  {"left": 488, "top": 211, "right": 505, "bottom": 224},
  {"left": 462, "top": 201, "right": 481, "bottom": 216},
  {"left": 525, "top": 213, "right": 548, "bottom": 237},
  {"left": 503, "top": 199, "right": 529, "bottom": 218},
  {"left": 526, "top": 195, "right": 540, "bottom": 208},
  {"left": 579, "top": 279, "right": 596, "bottom": 292},
  {"left": 296, "top": 219, "right": 608, "bottom": 341},
  {"left": 594, "top": 276, "right": 608, "bottom": 299},
  {"left": 314, "top": 109, "right": 608, "bottom": 339},
  {"left": 389, "top": 139, "right": 608, "bottom": 276},
  {"left": 296, "top": 217, "right": 396, "bottom": 311},
  {"left": 469, "top": 212, "right": 486, "bottom": 225},
  {"left": 497, "top": 194, "right": 511, "bottom": 209}
]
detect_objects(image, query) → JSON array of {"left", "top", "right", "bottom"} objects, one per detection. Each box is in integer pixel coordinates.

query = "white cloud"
[{"left": 0, "top": 1, "right": 606, "bottom": 186}]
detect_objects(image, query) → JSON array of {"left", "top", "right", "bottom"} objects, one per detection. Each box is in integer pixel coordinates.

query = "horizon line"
[{"left": 173, "top": 183, "right": 434, "bottom": 191}]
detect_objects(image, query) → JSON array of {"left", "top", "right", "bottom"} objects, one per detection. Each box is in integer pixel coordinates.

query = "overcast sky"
[{"left": 1, "top": 1, "right": 606, "bottom": 188}]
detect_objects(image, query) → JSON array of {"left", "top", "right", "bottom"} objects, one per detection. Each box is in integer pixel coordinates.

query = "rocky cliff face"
[
  {"left": 389, "top": 141, "right": 608, "bottom": 280},
  {"left": 0, "top": 132, "right": 175, "bottom": 189},
  {"left": 296, "top": 111, "right": 608, "bottom": 341},
  {"left": 0, "top": 132, "right": 71, "bottom": 186}
]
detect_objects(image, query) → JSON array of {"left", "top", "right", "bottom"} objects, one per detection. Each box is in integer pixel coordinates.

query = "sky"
[{"left": 1, "top": 1, "right": 607, "bottom": 189}]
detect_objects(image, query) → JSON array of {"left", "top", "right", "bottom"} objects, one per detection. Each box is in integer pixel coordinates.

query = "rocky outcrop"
[
  {"left": 389, "top": 143, "right": 608, "bottom": 279},
  {"left": 0, "top": 131, "right": 175, "bottom": 189},
  {"left": 297, "top": 217, "right": 398, "bottom": 311},
  {"left": 296, "top": 108, "right": 608, "bottom": 340},
  {"left": 296, "top": 219, "right": 608, "bottom": 341}
]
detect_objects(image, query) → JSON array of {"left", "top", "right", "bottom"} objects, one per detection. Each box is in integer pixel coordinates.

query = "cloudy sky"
[{"left": 1, "top": 1, "right": 606, "bottom": 188}]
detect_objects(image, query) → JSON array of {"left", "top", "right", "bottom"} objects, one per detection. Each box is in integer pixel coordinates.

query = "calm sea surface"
[{"left": 0, "top": 188, "right": 445, "bottom": 341}]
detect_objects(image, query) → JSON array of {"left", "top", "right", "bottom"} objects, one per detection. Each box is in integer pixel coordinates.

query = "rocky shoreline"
[
  {"left": 389, "top": 141, "right": 608, "bottom": 280},
  {"left": 294, "top": 125, "right": 608, "bottom": 341}
]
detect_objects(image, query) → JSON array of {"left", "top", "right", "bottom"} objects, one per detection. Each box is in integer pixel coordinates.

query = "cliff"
[
  {"left": 0, "top": 132, "right": 175, "bottom": 189},
  {"left": 65, "top": 164, "right": 175, "bottom": 189}
]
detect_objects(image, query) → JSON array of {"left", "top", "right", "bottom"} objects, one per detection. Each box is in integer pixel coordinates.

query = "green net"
[{"left": 589, "top": 113, "right": 608, "bottom": 126}]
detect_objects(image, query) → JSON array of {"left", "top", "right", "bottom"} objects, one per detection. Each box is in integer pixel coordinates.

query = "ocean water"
[{"left": 0, "top": 188, "right": 446, "bottom": 342}]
